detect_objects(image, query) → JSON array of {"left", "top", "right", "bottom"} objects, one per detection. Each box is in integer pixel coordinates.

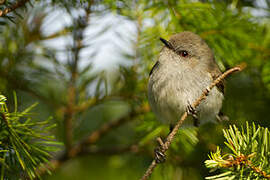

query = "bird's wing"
[
  {"left": 149, "top": 61, "right": 160, "bottom": 76},
  {"left": 211, "top": 69, "right": 225, "bottom": 95}
]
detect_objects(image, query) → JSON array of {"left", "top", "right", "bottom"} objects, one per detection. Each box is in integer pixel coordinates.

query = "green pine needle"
[
  {"left": 0, "top": 94, "right": 62, "bottom": 179},
  {"left": 205, "top": 122, "right": 270, "bottom": 180}
]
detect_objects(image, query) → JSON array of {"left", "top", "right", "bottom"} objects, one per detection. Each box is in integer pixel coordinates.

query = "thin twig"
[
  {"left": 0, "top": 0, "right": 29, "bottom": 17},
  {"left": 79, "top": 144, "right": 141, "bottom": 155},
  {"left": 1, "top": 112, "right": 9, "bottom": 127},
  {"left": 222, "top": 153, "right": 270, "bottom": 179},
  {"left": 67, "top": 106, "right": 147, "bottom": 158},
  {"left": 140, "top": 64, "right": 245, "bottom": 180}
]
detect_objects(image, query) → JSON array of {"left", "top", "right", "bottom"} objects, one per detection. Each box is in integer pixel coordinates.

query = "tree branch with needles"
[
  {"left": 0, "top": 0, "right": 29, "bottom": 17},
  {"left": 35, "top": 105, "right": 149, "bottom": 177},
  {"left": 140, "top": 64, "right": 246, "bottom": 180}
]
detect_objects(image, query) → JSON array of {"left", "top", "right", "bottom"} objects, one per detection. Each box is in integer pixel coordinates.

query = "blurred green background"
[{"left": 1, "top": 0, "right": 270, "bottom": 179}]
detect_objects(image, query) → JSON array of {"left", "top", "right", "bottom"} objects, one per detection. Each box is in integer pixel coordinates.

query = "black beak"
[{"left": 160, "top": 37, "right": 173, "bottom": 49}]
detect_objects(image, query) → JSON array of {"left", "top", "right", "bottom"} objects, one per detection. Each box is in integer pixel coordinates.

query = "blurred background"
[{"left": 1, "top": 0, "right": 270, "bottom": 179}]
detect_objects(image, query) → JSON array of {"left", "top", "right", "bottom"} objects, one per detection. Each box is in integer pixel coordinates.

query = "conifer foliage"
[
  {"left": 205, "top": 123, "right": 270, "bottom": 180},
  {"left": 0, "top": 94, "right": 60, "bottom": 179}
]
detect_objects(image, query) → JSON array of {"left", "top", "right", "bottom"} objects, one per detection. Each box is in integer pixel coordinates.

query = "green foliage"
[
  {"left": 0, "top": 94, "right": 61, "bottom": 179},
  {"left": 205, "top": 122, "right": 270, "bottom": 180},
  {"left": 0, "top": 0, "right": 270, "bottom": 180}
]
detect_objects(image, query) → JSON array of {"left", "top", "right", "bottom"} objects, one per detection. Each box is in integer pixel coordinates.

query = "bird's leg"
[
  {"left": 154, "top": 137, "right": 166, "bottom": 163},
  {"left": 193, "top": 117, "right": 199, "bottom": 127},
  {"left": 169, "top": 124, "right": 174, "bottom": 133},
  {"left": 186, "top": 102, "right": 200, "bottom": 127},
  {"left": 216, "top": 111, "right": 229, "bottom": 122}
]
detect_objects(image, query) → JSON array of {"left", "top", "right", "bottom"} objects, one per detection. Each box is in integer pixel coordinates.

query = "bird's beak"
[{"left": 160, "top": 37, "right": 173, "bottom": 49}]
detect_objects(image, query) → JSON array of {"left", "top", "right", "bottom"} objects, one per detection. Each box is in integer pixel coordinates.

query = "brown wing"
[
  {"left": 208, "top": 60, "right": 225, "bottom": 94},
  {"left": 210, "top": 69, "right": 225, "bottom": 94},
  {"left": 149, "top": 61, "right": 160, "bottom": 76}
]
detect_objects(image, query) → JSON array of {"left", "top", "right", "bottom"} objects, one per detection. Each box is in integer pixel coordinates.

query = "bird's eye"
[{"left": 179, "top": 50, "right": 188, "bottom": 57}]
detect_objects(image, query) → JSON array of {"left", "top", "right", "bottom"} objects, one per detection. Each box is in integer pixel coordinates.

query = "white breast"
[{"left": 148, "top": 63, "right": 223, "bottom": 126}]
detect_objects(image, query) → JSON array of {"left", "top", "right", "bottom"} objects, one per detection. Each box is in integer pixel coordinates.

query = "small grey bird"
[{"left": 148, "top": 31, "right": 224, "bottom": 128}]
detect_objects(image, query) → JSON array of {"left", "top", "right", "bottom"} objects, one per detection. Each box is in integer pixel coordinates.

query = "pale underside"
[{"left": 148, "top": 61, "right": 224, "bottom": 126}]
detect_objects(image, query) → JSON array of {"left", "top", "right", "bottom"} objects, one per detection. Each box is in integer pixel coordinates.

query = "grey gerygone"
[{"left": 148, "top": 31, "right": 224, "bottom": 127}]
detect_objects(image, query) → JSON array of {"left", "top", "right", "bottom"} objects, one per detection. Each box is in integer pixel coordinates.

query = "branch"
[
  {"left": 67, "top": 106, "right": 148, "bottom": 158},
  {"left": 63, "top": 0, "right": 92, "bottom": 152},
  {"left": 221, "top": 154, "right": 270, "bottom": 179},
  {"left": 79, "top": 144, "right": 141, "bottom": 156},
  {"left": 0, "top": 0, "right": 29, "bottom": 17},
  {"left": 35, "top": 105, "right": 149, "bottom": 177},
  {"left": 35, "top": 144, "right": 143, "bottom": 178},
  {"left": 140, "top": 64, "right": 245, "bottom": 180},
  {"left": 1, "top": 112, "right": 10, "bottom": 127}
]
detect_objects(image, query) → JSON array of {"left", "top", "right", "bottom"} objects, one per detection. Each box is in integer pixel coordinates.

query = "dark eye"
[{"left": 179, "top": 50, "right": 188, "bottom": 57}]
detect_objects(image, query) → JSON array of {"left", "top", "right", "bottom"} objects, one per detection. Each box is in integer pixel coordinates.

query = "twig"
[
  {"left": 79, "top": 144, "right": 141, "bottom": 155},
  {"left": 200, "top": 30, "right": 221, "bottom": 38},
  {"left": 222, "top": 153, "right": 270, "bottom": 179},
  {"left": 67, "top": 106, "right": 148, "bottom": 158},
  {"left": 167, "top": 0, "right": 181, "bottom": 19},
  {"left": 0, "top": 0, "right": 29, "bottom": 17},
  {"left": 63, "top": 86, "right": 75, "bottom": 151},
  {"left": 1, "top": 112, "right": 9, "bottom": 127},
  {"left": 140, "top": 64, "right": 245, "bottom": 180}
]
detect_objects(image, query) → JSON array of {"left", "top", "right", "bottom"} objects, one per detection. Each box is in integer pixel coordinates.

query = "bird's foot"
[
  {"left": 186, "top": 102, "right": 199, "bottom": 127},
  {"left": 154, "top": 147, "right": 166, "bottom": 163},
  {"left": 193, "top": 117, "right": 199, "bottom": 127},
  {"left": 154, "top": 137, "right": 166, "bottom": 163},
  {"left": 216, "top": 112, "right": 229, "bottom": 122},
  {"left": 186, "top": 103, "right": 198, "bottom": 119}
]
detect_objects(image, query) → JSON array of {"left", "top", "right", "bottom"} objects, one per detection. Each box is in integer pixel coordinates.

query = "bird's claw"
[
  {"left": 154, "top": 137, "right": 166, "bottom": 163},
  {"left": 186, "top": 103, "right": 198, "bottom": 119},
  {"left": 186, "top": 102, "right": 199, "bottom": 126},
  {"left": 154, "top": 147, "right": 166, "bottom": 163}
]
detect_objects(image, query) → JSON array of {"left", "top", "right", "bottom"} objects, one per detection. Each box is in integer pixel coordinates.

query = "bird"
[{"left": 148, "top": 31, "right": 225, "bottom": 130}]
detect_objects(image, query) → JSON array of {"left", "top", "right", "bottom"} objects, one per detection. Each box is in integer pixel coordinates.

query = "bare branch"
[
  {"left": 79, "top": 144, "right": 141, "bottom": 155},
  {"left": 140, "top": 64, "right": 245, "bottom": 180},
  {"left": 67, "top": 107, "right": 148, "bottom": 158},
  {"left": 0, "top": 0, "right": 29, "bottom": 17}
]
